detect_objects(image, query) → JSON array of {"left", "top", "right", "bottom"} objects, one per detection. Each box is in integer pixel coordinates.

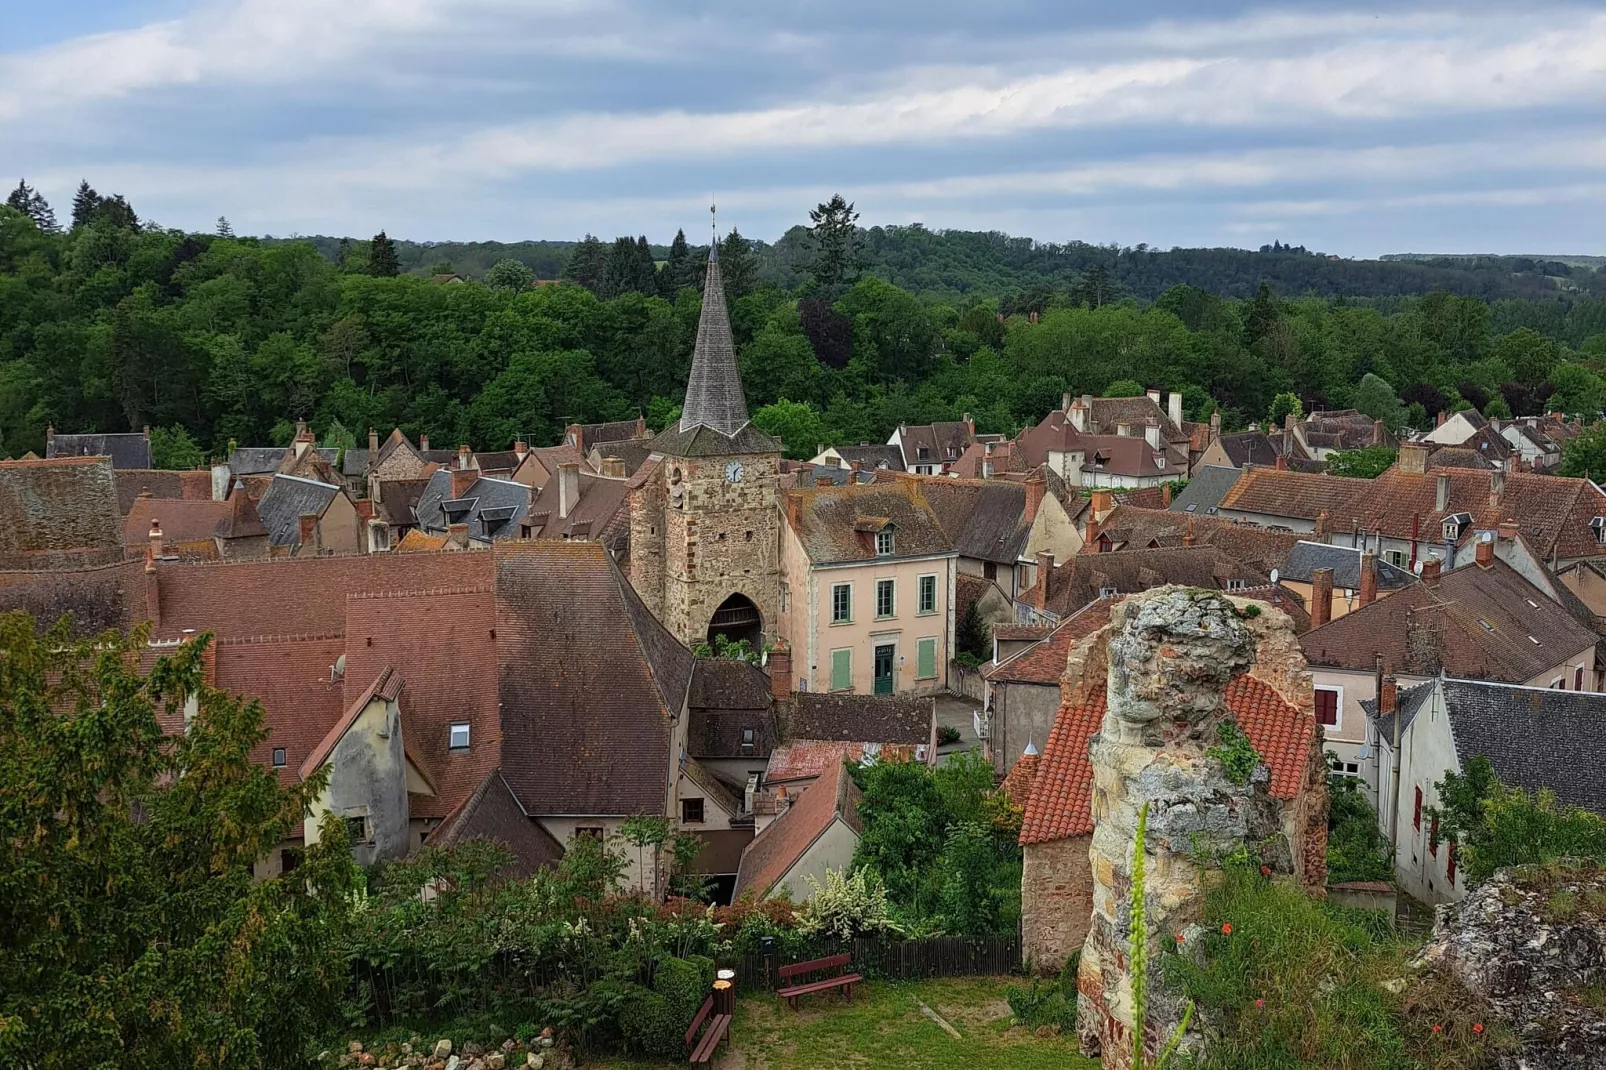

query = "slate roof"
[
  {"left": 113, "top": 469, "right": 213, "bottom": 514},
  {"left": 1215, "top": 431, "right": 1285, "bottom": 468},
  {"left": 46, "top": 431, "right": 151, "bottom": 469},
  {"left": 786, "top": 692, "right": 931, "bottom": 745},
  {"left": 785, "top": 482, "right": 956, "bottom": 564},
  {"left": 256, "top": 474, "right": 342, "bottom": 548},
  {"left": 0, "top": 557, "right": 142, "bottom": 635},
  {"left": 0, "top": 457, "right": 125, "bottom": 570},
  {"left": 689, "top": 658, "right": 773, "bottom": 711},
  {"left": 1169, "top": 466, "right": 1241, "bottom": 516},
  {"left": 414, "top": 470, "right": 531, "bottom": 542},
  {"left": 734, "top": 758, "right": 862, "bottom": 899},
  {"left": 1041, "top": 546, "right": 1271, "bottom": 618},
  {"left": 590, "top": 438, "right": 654, "bottom": 476},
  {"left": 494, "top": 542, "right": 693, "bottom": 816},
  {"left": 648, "top": 421, "right": 781, "bottom": 458},
  {"left": 679, "top": 245, "right": 750, "bottom": 437},
  {"left": 572, "top": 417, "right": 649, "bottom": 449},
  {"left": 1280, "top": 541, "right": 1417, "bottom": 591},
  {"left": 228, "top": 447, "right": 289, "bottom": 476},
  {"left": 917, "top": 477, "right": 1030, "bottom": 564},
  {"left": 426, "top": 769, "right": 566, "bottom": 876},
  {"left": 1021, "top": 674, "right": 1314, "bottom": 844},
  {"left": 1300, "top": 559, "right": 1600, "bottom": 680},
  {"left": 375, "top": 478, "right": 431, "bottom": 526},
  {"left": 835, "top": 444, "right": 905, "bottom": 471},
  {"left": 686, "top": 656, "right": 777, "bottom": 764}
]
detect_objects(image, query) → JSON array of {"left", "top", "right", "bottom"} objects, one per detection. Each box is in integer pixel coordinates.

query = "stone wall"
[{"left": 1021, "top": 833, "right": 1094, "bottom": 972}]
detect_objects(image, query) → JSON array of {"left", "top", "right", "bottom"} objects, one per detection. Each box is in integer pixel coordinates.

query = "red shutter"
[
  {"left": 1314, "top": 689, "right": 1339, "bottom": 726},
  {"left": 1429, "top": 813, "right": 1439, "bottom": 856},
  {"left": 1414, "top": 787, "right": 1422, "bottom": 830},
  {"left": 1447, "top": 841, "right": 1457, "bottom": 885},
  {"left": 1576, "top": 666, "right": 1585, "bottom": 691}
]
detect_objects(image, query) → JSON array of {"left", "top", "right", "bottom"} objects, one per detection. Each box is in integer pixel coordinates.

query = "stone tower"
[{"left": 630, "top": 242, "right": 782, "bottom": 650}]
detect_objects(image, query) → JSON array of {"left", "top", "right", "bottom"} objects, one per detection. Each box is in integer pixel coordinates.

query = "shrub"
[
  {"left": 1007, "top": 952, "right": 1080, "bottom": 1031},
  {"left": 1207, "top": 722, "right": 1262, "bottom": 785},
  {"left": 939, "top": 821, "right": 1002, "bottom": 935},
  {"left": 797, "top": 867, "right": 902, "bottom": 940},
  {"left": 936, "top": 724, "right": 962, "bottom": 746},
  {"left": 1326, "top": 773, "right": 1395, "bottom": 884}
]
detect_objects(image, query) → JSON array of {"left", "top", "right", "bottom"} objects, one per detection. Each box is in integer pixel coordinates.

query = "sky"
[{"left": 2, "top": 1, "right": 1604, "bottom": 256}]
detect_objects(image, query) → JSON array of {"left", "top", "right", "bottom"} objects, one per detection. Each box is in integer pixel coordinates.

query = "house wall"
[
  {"left": 1194, "top": 438, "right": 1239, "bottom": 471},
  {"left": 319, "top": 491, "right": 364, "bottom": 555},
  {"left": 537, "top": 817, "right": 655, "bottom": 893},
  {"left": 674, "top": 767, "right": 741, "bottom": 832},
  {"left": 1385, "top": 684, "right": 1468, "bottom": 905},
  {"left": 303, "top": 698, "right": 411, "bottom": 867},
  {"left": 1023, "top": 495, "right": 1084, "bottom": 578},
  {"left": 1281, "top": 579, "right": 1393, "bottom": 621},
  {"left": 786, "top": 553, "right": 956, "bottom": 696},
  {"left": 1422, "top": 412, "right": 1481, "bottom": 446},
  {"left": 1020, "top": 834, "right": 1093, "bottom": 973},
  {"left": 989, "top": 680, "right": 1062, "bottom": 777},
  {"left": 770, "top": 818, "right": 860, "bottom": 902},
  {"left": 1560, "top": 563, "right": 1606, "bottom": 617}
]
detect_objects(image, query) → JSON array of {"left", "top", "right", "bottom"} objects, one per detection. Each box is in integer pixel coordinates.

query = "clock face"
[{"left": 724, "top": 461, "right": 745, "bottom": 484}]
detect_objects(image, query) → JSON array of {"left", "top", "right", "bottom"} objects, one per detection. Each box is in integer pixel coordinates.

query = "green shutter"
[
  {"left": 917, "top": 637, "right": 937, "bottom": 679},
  {"left": 831, "top": 648, "right": 852, "bottom": 691}
]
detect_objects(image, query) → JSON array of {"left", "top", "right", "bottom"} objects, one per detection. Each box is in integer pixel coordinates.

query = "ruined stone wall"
[
  {"left": 1021, "top": 833, "right": 1094, "bottom": 972},
  {"left": 1075, "top": 587, "right": 1294, "bottom": 1068}
]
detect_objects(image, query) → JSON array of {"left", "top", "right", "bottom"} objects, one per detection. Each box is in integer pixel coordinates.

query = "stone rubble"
[{"left": 324, "top": 1030, "right": 571, "bottom": 1070}]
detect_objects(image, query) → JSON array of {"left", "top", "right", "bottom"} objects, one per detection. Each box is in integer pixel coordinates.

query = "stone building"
[{"left": 629, "top": 244, "right": 783, "bottom": 649}]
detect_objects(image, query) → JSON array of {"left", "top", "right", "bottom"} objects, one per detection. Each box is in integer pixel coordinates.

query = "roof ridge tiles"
[
  {"left": 344, "top": 584, "right": 496, "bottom": 601},
  {"left": 213, "top": 631, "right": 348, "bottom": 646}
]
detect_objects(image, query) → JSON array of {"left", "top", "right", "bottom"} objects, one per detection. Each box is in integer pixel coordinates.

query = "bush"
[
  {"left": 1007, "top": 952, "right": 1080, "bottom": 1031},
  {"left": 797, "top": 867, "right": 902, "bottom": 940},
  {"left": 1326, "top": 773, "right": 1395, "bottom": 884},
  {"left": 936, "top": 724, "right": 962, "bottom": 746}
]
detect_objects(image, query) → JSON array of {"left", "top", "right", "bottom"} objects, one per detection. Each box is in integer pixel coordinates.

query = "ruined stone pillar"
[{"left": 1075, "top": 587, "right": 1284, "bottom": 1066}]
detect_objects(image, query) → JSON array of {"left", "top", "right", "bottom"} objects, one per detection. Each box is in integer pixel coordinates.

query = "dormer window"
[
  {"left": 1592, "top": 516, "right": 1606, "bottom": 545},
  {"left": 1442, "top": 512, "right": 1473, "bottom": 542},
  {"left": 876, "top": 529, "right": 895, "bottom": 556},
  {"left": 917, "top": 446, "right": 930, "bottom": 459}
]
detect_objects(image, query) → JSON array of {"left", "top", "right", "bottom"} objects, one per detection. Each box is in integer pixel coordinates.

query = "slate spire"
[{"left": 679, "top": 240, "right": 750, "bottom": 436}]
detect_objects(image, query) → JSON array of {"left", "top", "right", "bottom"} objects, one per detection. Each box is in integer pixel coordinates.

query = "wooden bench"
[
  {"left": 775, "top": 953, "right": 862, "bottom": 1009},
  {"left": 685, "top": 994, "right": 731, "bottom": 1064}
]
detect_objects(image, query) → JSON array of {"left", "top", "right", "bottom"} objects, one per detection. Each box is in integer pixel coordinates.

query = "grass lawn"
[{"left": 591, "top": 976, "right": 1098, "bottom": 1070}]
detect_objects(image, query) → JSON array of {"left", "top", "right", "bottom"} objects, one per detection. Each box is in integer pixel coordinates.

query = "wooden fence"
[{"left": 731, "top": 932, "right": 1022, "bottom": 990}]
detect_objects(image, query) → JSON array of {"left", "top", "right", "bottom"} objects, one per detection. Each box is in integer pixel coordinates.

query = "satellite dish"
[{"left": 1270, "top": 568, "right": 1280, "bottom": 584}]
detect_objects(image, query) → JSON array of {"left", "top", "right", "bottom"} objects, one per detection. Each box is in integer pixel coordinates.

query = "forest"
[{"left": 3, "top": 180, "right": 1606, "bottom": 464}]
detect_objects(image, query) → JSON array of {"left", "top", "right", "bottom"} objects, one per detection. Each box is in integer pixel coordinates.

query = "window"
[
  {"left": 1099, "top": 586, "right": 1120, "bottom": 599},
  {"left": 575, "top": 826, "right": 604, "bottom": 840},
  {"left": 1429, "top": 813, "right": 1440, "bottom": 856},
  {"left": 916, "top": 637, "right": 937, "bottom": 680},
  {"left": 915, "top": 465, "right": 933, "bottom": 475},
  {"left": 1576, "top": 666, "right": 1586, "bottom": 691},
  {"left": 917, "top": 446, "right": 930, "bottom": 459},
  {"left": 1383, "top": 549, "right": 1406, "bottom": 568},
  {"left": 876, "top": 579, "right": 895, "bottom": 618},
  {"left": 830, "top": 649, "right": 852, "bottom": 691},
  {"left": 1314, "top": 687, "right": 1340, "bottom": 728},
  {"left": 271, "top": 747, "right": 287, "bottom": 768},
  {"left": 1447, "top": 841, "right": 1458, "bottom": 885},
  {"left": 876, "top": 529, "right": 895, "bottom": 556},
  {"left": 917, "top": 574, "right": 937, "bottom": 615},
  {"left": 740, "top": 727, "right": 756, "bottom": 753},
  {"left": 280, "top": 848, "right": 301, "bottom": 874},
  {"left": 831, "top": 583, "right": 852, "bottom": 623},
  {"left": 1551, "top": 677, "right": 1565, "bottom": 690},
  {"left": 983, "top": 561, "right": 997, "bottom": 580},
  {"left": 449, "top": 722, "right": 471, "bottom": 750},
  {"left": 680, "top": 798, "right": 705, "bottom": 824},
  {"left": 345, "top": 815, "right": 370, "bottom": 844},
  {"left": 1226, "top": 578, "right": 1247, "bottom": 591},
  {"left": 1413, "top": 786, "right": 1423, "bottom": 830}
]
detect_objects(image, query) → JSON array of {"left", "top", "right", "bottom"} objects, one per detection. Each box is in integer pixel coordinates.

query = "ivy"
[{"left": 1207, "top": 722, "right": 1263, "bottom": 786}]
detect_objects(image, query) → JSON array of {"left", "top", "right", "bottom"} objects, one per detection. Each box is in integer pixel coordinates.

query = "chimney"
[
  {"left": 1359, "top": 551, "right": 1378, "bottom": 604},
  {"left": 557, "top": 461, "right": 580, "bottom": 519},
  {"left": 293, "top": 420, "right": 312, "bottom": 457},
  {"left": 45, "top": 424, "right": 54, "bottom": 449},
  {"left": 148, "top": 519, "right": 164, "bottom": 560},
  {"left": 603, "top": 456, "right": 626, "bottom": 478},
  {"left": 1497, "top": 518, "right": 1518, "bottom": 542},
  {"left": 1034, "top": 552, "right": 1055, "bottom": 609},
  {"left": 1490, "top": 468, "right": 1505, "bottom": 507},
  {"left": 1084, "top": 510, "right": 1101, "bottom": 553},
  {"left": 1061, "top": 391, "right": 1073, "bottom": 414},
  {"left": 1091, "top": 488, "right": 1113, "bottom": 519},
  {"left": 963, "top": 412, "right": 975, "bottom": 440},
  {"left": 456, "top": 443, "right": 472, "bottom": 470},
  {"left": 816, "top": 475, "right": 834, "bottom": 487},
  {"left": 1284, "top": 411, "right": 1296, "bottom": 432},
  {"left": 1025, "top": 472, "right": 1046, "bottom": 521},
  {"left": 1209, "top": 410, "right": 1221, "bottom": 441},
  {"left": 1436, "top": 411, "right": 1447, "bottom": 427},
  {"left": 450, "top": 466, "right": 476, "bottom": 500},
  {"left": 368, "top": 427, "right": 379, "bottom": 453},
  {"left": 1275, "top": 454, "right": 1287, "bottom": 471},
  {"left": 1420, "top": 555, "right": 1442, "bottom": 588},
  {"left": 1314, "top": 509, "right": 1330, "bottom": 541},
  {"left": 769, "top": 641, "right": 793, "bottom": 699},
  {"left": 447, "top": 522, "right": 469, "bottom": 549},
  {"left": 1144, "top": 420, "right": 1161, "bottom": 449},
  {"left": 1146, "top": 388, "right": 1161, "bottom": 405},
  {"left": 1182, "top": 515, "right": 1196, "bottom": 547},
  {"left": 144, "top": 548, "right": 160, "bottom": 627},
  {"left": 297, "top": 513, "right": 318, "bottom": 551},
  {"left": 514, "top": 440, "right": 528, "bottom": 458},
  {"left": 1398, "top": 443, "right": 1429, "bottom": 475},
  {"left": 1168, "top": 391, "right": 1184, "bottom": 428},
  {"left": 1435, "top": 473, "right": 1450, "bottom": 512},
  {"left": 1380, "top": 675, "right": 1398, "bottom": 715},
  {"left": 1372, "top": 419, "right": 1384, "bottom": 445},
  {"left": 1310, "top": 566, "right": 1334, "bottom": 629},
  {"left": 785, "top": 491, "right": 802, "bottom": 532},
  {"left": 1475, "top": 531, "right": 1494, "bottom": 568},
  {"left": 1069, "top": 395, "right": 1089, "bottom": 432},
  {"left": 419, "top": 433, "right": 430, "bottom": 453},
  {"left": 1161, "top": 482, "right": 1172, "bottom": 508}
]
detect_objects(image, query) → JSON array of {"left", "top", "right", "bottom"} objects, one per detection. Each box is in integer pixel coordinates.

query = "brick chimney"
[
  {"left": 447, "top": 522, "right": 469, "bottom": 549},
  {"left": 1314, "top": 510, "right": 1330, "bottom": 541},
  {"left": 1161, "top": 482, "right": 1172, "bottom": 508},
  {"left": 1084, "top": 510, "right": 1101, "bottom": 553},
  {"left": 1420, "top": 555, "right": 1442, "bottom": 588},
  {"left": 297, "top": 513, "right": 318, "bottom": 552},
  {"left": 1025, "top": 472, "right": 1046, "bottom": 521},
  {"left": 1182, "top": 515, "right": 1196, "bottom": 547},
  {"left": 1436, "top": 410, "right": 1447, "bottom": 427},
  {"left": 148, "top": 519, "right": 164, "bottom": 560},
  {"left": 1497, "top": 518, "right": 1518, "bottom": 542},
  {"left": 514, "top": 439, "right": 528, "bottom": 459},
  {"left": 557, "top": 461, "right": 581, "bottom": 519},
  {"left": 1398, "top": 442, "right": 1429, "bottom": 475},
  {"left": 144, "top": 548, "right": 160, "bottom": 627},
  {"left": 1359, "top": 551, "right": 1378, "bottom": 604},
  {"left": 368, "top": 427, "right": 379, "bottom": 453},
  {"left": 1475, "top": 531, "right": 1494, "bottom": 568},
  {"left": 1275, "top": 454, "right": 1288, "bottom": 471},
  {"left": 1091, "top": 488, "right": 1113, "bottom": 520},
  {"left": 1435, "top": 473, "right": 1451, "bottom": 512},
  {"left": 785, "top": 491, "right": 802, "bottom": 532},
  {"left": 1380, "top": 675, "right": 1398, "bottom": 715},
  {"left": 768, "top": 641, "right": 793, "bottom": 699},
  {"left": 603, "top": 456, "right": 626, "bottom": 478},
  {"left": 1034, "top": 551, "right": 1055, "bottom": 609},
  {"left": 1310, "top": 566, "right": 1334, "bottom": 629},
  {"left": 450, "top": 466, "right": 476, "bottom": 500},
  {"left": 1372, "top": 419, "right": 1384, "bottom": 445}
]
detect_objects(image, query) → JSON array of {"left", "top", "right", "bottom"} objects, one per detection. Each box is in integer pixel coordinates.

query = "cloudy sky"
[{"left": 3, "top": 1, "right": 1604, "bottom": 255}]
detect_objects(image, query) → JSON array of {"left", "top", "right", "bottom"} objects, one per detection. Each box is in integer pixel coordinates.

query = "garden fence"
[{"left": 731, "top": 932, "right": 1023, "bottom": 990}]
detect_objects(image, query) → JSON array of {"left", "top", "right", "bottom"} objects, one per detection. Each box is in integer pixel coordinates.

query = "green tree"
[
  {"left": 805, "top": 194, "right": 861, "bottom": 297},
  {"left": 6, "top": 179, "right": 58, "bottom": 232},
  {"left": 1433, "top": 756, "right": 1606, "bottom": 884},
  {"left": 367, "top": 230, "right": 400, "bottom": 277},
  {"left": 1070, "top": 262, "right": 1122, "bottom": 309},
  {"left": 938, "top": 822, "right": 1001, "bottom": 934},
  {"left": 215, "top": 215, "right": 234, "bottom": 238},
  {"left": 149, "top": 424, "right": 207, "bottom": 469},
  {"left": 563, "top": 233, "right": 609, "bottom": 293},
  {"left": 1267, "top": 391, "right": 1303, "bottom": 427},
  {"left": 1558, "top": 421, "right": 1606, "bottom": 479},
  {"left": 70, "top": 179, "right": 101, "bottom": 228},
  {"left": 0, "top": 618, "right": 358, "bottom": 1068},
  {"left": 1545, "top": 363, "right": 1606, "bottom": 417},
  {"left": 955, "top": 598, "right": 991, "bottom": 665},
  {"left": 1353, "top": 372, "right": 1406, "bottom": 430},
  {"left": 1103, "top": 378, "right": 1146, "bottom": 398},
  {"left": 660, "top": 228, "right": 693, "bottom": 297},
  {"left": 1483, "top": 394, "right": 1512, "bottom": 419},
  {"left": 484, "top": 257, "right": 535, "bottom": 291},
  {"left": 1325, "top": 445, "right": 1397, "bottom": 479},
  {"left": 740, "top": 320, "right": 822, "bottom": 408},
  {"left": 751, "top": 399, "right": 826, "bottom": 459},
  {"left": 718, "top": 228, "right": 757, "bottom": 304}
]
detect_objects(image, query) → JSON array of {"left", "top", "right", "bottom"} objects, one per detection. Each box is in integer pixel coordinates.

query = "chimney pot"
[
  {"left": 1420, "top": 555, "right": 1442, "bottom": 587},
  {"left": 1359, "top": 551, "right": 1379, "bottom": 604},
  {"left": 514, "top": 440, "right": 528, "bottom": 457},
  {"left": 1091, "top": 488, "right": 1113, "bottom": 518},
  {"left": 1475, "top": 532, "right": 1494, "bottom": 568},
  {"left": 1310, "top": 566, "right": 1334, "bottom": 629}
]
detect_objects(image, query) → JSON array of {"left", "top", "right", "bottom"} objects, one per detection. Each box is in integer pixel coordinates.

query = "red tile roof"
[
  {"left": 734, "top": 758, "right": 862, "bottom": 899},
  {"left": 0, "top": 456, "right": 124, "bottom": 570},
  {"left": 214, "top": 635, "right": 348, "bottom": 785},
  {"left": 114, "top": 469, "right": 214, "bottom": 514},
  {"left": 124, "top": 498, "right": 233, "bottom": 554},
  {"left": 1020, "top": 675, "right": 1313, "bottom": 845},
  {"left": 984, "top": 600, "right": 1115, "bottom": 685},
  {"left": 766, "top": 739, "right": 916, "bottom": 783},
  {"left": 299, "top": 666, "right": 403, "bottom": 779},
  {"left": 426, "top": 769, "right": 565, "bottom": 876},
  {"left": 999, "top": 752, "right": 1039, "bottom": 808}
]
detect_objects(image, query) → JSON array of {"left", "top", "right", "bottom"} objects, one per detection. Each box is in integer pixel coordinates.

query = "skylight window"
[
  {"left": 1477, "top": 619, "right": 1493, "bottom": 632},
  {"left": 1528, "top": 636, "right": 1541, "bottom": 645}
]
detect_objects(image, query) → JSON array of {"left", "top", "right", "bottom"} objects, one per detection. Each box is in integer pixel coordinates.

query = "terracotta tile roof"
[
  {"left": 426, "top": 768, "right": 565, "bottom": 876},
  {"left": 787, "top": 692, "right": 931, "bottom": 745},
  {"left": 527, "top": 468, "right": 631, "bottom": 548},
  {"left": 113, "top": 469, "right": 213, "bottom": 514},
  {"left": 1217, "top": 467, "right": 1372, "bottom": 522},
  {"left": 1094, "top": 505, "right": 1301, "bottom": 574},
  {"left": 215, "top": 488, "right": 268, "bottom": 540},
  {"left": 124, "top": 498, "right": 232, "bottom": 554},
  {"left": 0, "top": 456, "right": 124, "bottom": 570},
  {"left": 1300, "top": 409, "right": 1396, "bottom": 451},
  {"left": 1300, "top": 559, "right": 1600, "bottom": 680},
  {"left": 1020, "top": 675, "right": 1313, "bottom": 845},
  {"left": 494, "top": 541, "right": 692, "bottom": 816},
  {"left": 998, "top": 752, "right": 1039, "bottom": 808},
  {"left": 984, "top": 600, "right": 1115, "bottom": 685},
  {"left": 734, "top": 759, "right": 862, "bottom": 899},
  {"left": 950, "top": 439, "right": 1025, "bottom": 479},
  {"left": 1114, "top": 486, "right": 1168, "bottom": 510},
  {"left": 214, "top": 635, "right": 349, "bottom": 785},
  {"left": 765, "top": 739, "right": 916, "bottom": 783},
  {"left": 689, "top": 658, "right": 772, "bottom": 710},
  {"left": 395, "top": 529, "right": 449, "bottom": 552},
  {"left": 785, "top": 482, "right": 955, "bottom": 564},
  {"left": 994, "top": 623, "right": 1056, "bottom": 642}
]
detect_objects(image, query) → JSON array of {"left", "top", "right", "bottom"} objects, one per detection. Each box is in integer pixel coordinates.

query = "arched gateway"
[{"left": 706, "top": 593, "right": 762, "bottom": 648}]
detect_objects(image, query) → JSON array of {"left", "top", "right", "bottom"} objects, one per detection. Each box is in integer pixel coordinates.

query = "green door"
[{"left": 873, "top": 644, "right": 895, "bottom": 695}]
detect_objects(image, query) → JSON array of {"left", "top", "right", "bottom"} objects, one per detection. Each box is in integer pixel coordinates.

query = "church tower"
[{"left": 630, "top": 239, "right": 782, "bottom": 651}]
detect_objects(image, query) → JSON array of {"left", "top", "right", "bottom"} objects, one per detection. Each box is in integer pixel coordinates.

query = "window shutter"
[
  {"left": 1413, "top": 787, "right": 1423, "bottom": 830},
  {"left": 917, "top": 637, "right": 936, "bottom": 679},
  {"left": 1314, "top": 689, "right": 1339, "bottom": 726},
  {"left": 831, "top": 649, "right": 852, "bottom": 691}
]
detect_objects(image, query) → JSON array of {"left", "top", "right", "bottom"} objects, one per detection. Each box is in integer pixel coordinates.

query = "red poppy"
[
  {"left": 1175, "top": 933, "right": 1184, "bottom": 943},
  {"left": 1255, "top": 999, "right": 1265, "bottom": 1009},
  {"left": 1432, "top": 1025, "right": 1442, "bottom": 1034},
  {"left": 1259, "top": 865, "right": 1271, "bottom": 876},
  {"left": 1472, "top": 1023, "right": 1484, "bottom": 1035},
  {"left": 1221, "top": 923, "right": 1233, "bottom": 935}
]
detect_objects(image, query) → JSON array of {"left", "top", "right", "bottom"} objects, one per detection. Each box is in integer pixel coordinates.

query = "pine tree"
[
  {"left": 368, "top": 230, "right": 400, "bottom": 277},
  {"left": 718, "top": 228, "right": 757, "bottom": 304},
  {"left": 215, "top": 216, "right": 234, "bottom": 238},
  {"left": 661, "top": 228, "right": 691, "bottom": 297},
  {"left": 335, "top": 237, "right": 353, "bottom": 270},
  {"left": 71, "top": 180, "right": 101, "bottom": 228},
  {"left": 806, "top": 193, "right": 861, "bottom": 298},
  {"left": 5, "top": 179, "right": 57, "bottom": 232},
  {"left": 96, "top": 194, "right": 139, "bottom": 230},
  {"left": 635, "top": 235, "right": 659, "bottom": 294},
  {"left": 562, "top": 234, "right": 608, "bottom": 294},
  {"left": 5, "top": 179, "right": 31, "bottom": 214}
]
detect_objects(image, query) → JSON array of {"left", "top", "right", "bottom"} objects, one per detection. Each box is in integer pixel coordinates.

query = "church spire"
[{"left": 678, "top": 231, "right": 749, "bottom": 436}]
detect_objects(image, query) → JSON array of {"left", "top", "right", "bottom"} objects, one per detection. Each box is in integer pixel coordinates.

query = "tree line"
[{"left": 3, "top": 181, "right": 1606, "bottom": 464}]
